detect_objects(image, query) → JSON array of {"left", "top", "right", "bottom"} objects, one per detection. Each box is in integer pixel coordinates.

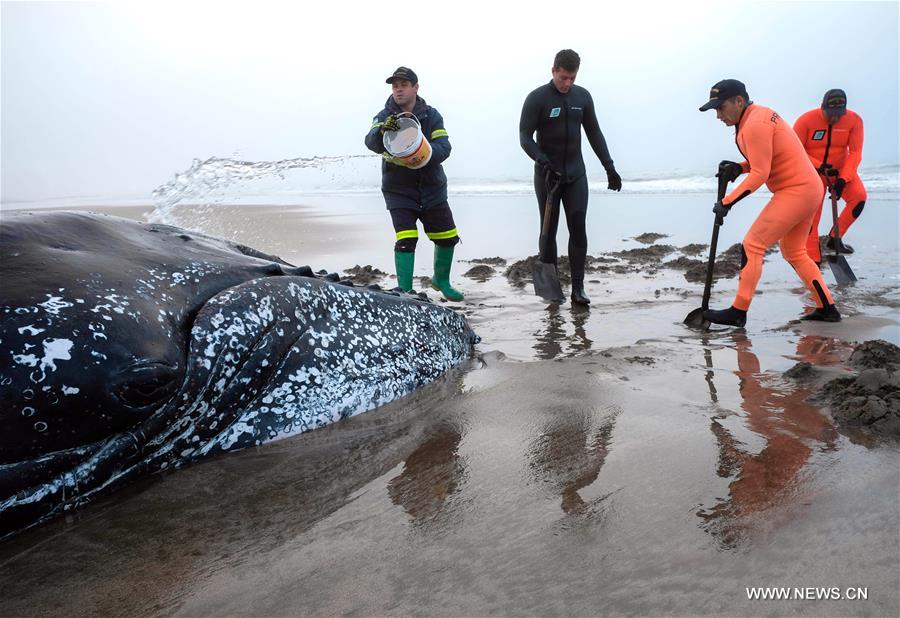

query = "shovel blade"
[
  {"left": 684, "top": 307, "right": 711, "bottom": 330},
  {"left": 532, "top": 262, "right": 564, "bottom": 303},
  {"left": 826, "top": 255, "right": 857, "bottom": 285}
]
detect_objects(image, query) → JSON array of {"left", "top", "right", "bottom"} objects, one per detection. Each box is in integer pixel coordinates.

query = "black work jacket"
[{"left": 365, "top": 96, "right": 451, "bottom": 210}]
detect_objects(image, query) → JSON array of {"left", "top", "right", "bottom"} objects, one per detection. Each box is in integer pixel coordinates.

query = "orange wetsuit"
[
  {"left": 723, "top": 104, "right": 834, "bottom": 311},
  {"left": 793, "top": 108, "right": 865, "bottom": 262}
]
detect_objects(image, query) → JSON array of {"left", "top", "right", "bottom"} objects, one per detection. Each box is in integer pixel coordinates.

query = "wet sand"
[{"left": 1, "top": 193, "right": 899, "bottom": 616}]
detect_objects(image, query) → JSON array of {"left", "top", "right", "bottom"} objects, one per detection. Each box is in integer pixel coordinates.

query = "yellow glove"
[{"left": 381, "top": 115, "right": 401, "bottom": 133}]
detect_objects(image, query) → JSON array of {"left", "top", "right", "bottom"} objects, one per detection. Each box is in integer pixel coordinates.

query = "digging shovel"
[
  {"left": 684, "top": 164, "right": 731, "bottom": 329},
  {"left": 823, "top": 172, "right": 857, "bottom": 285},
  {"left": 533, "top": 171, "right": 564, "bottom": 303}
]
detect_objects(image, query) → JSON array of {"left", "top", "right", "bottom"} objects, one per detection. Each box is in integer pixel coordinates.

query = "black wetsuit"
[{"left": 519, "top": 81, "right": 615, "bottom": 283}]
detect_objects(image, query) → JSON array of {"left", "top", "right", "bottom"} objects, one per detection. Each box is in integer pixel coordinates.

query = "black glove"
[
  {"left": 716, "top": 160, "right": 743, "bottom": 183},
  {"left": 380, "top": 115, "right": 401, "bottom": 134},
  {"left": 606, "top": 167, "right": 622, "bottom": 192},
  {"left": 713, "top": 200, "right": 731, "bottom": 224},
  {"left": 536, "top": 156, "right": 559, "bottom": 179},
  {"left": 819, "top": 164, "right": 838, "bottom": 177},
  {"left": 833, "top": 177, "right": 847, "bottom": 199}
]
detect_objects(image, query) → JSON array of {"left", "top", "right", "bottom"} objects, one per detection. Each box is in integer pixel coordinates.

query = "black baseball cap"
[
  {"left": 699, "top": 79, "right": 749, "bottom": 111},
  {"left": 821, "top": 88, "right": 847, "bottom": 118},
  {"left": 386, "top": 66, "right": 418, "bottom": 84}
]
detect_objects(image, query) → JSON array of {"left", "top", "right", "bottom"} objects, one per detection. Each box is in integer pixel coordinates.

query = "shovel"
[
  {"left": 684, "top": 164, "right": 731, "bottom": 329},
  {"left": 533, "top": 171, "right": 565, "bottom": 302},
  {"left": 823, "top": 173, "right": 857, "bottom": 285}
]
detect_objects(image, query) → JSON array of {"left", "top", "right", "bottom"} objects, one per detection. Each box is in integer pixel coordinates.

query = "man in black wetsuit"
[{"left": 519, "top": 49, "right": 622, "bottom": 306}]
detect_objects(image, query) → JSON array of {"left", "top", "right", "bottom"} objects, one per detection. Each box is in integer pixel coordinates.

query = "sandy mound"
[
  {"left": 664, "top": 256, "right": 704, "bottom": 271},
  {"left": 343, "top": 264, "right": 387, "bottom": 285},
  {"left": 679, "top": 243, "right": 708, "bottom": 256},
  {"left": 849, "top": 339, "right": 900, "bottom": 371},
  {"left": 505, "top": 255, "right": 572, "bottom": 286},
  {"left": 611, "top": 245, "right": 676, "bottom": 262},
  {"left": 683, "top": 243, "right": 743, "bottom": 283},
  {"left": 466, "top": 257, "right": 507, "bottom": 266},
  {"left": 814, "top": 340, "right": 900, "bottom": 437},
  {"left": 463, "top": 265, "right": 496, "bottom": 282},
  {"left": 633, "top": 232, "right": 669, "bottom": 244},
  {"left": 783, "top": 362, "right": 819, "bottom": 381}
]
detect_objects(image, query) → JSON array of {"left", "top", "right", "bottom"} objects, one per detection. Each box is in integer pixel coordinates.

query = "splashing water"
[{"left": 148, "top": 154, "right": 377, "bottom": 228}]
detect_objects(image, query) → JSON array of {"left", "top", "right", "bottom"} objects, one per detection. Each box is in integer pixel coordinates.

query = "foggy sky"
[{"left": 2, "top": 1, "right": 898, "bottom": 203}]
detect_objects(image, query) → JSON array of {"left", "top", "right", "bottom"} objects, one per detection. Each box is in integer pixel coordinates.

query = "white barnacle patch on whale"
[
  {"left": 206, "top": 420, "right": 256, "bottom": 452},
  {"left": 88, "top": 323, "right": 107, "bottom": 340},
  {"left": 62, "top": 386, "right": 80, "bottom": 395},
  {"left": 38, "top": 295, "right": 74, "bottom": 316},
  {"left": 17, "top": 325, "right": 46, "bottom": 336},
  {"left": 12, "top": 353, "right": 40, "bottom": 367},
  {"left": 27, "top": 338, "right": 74, "bottom": 382},
  {"left": 104, "top": 294, "right": 129, "bottom": 314}
]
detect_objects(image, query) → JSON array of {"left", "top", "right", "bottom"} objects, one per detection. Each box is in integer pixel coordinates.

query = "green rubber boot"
[
  {"left": 394, "top": 250, "right": 415, "bottom": 292},
  {"left": 431, "top": 244, "right": 464, "bottom": 302}
]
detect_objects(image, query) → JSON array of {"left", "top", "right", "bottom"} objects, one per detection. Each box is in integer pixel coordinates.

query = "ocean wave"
[
  {"left": 3, "top": 163, "right": 895, "bottom": 213},
  {"left": 449, "top": 165, "right": 899, "bottom": 196}
]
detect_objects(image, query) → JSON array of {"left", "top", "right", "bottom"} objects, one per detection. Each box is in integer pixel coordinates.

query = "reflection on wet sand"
[
  {"left": 698, "top": 333, "right": 839, "bottom": 549},
  {"left": 703, "top": 343, "right": 718, "bottom": 404},
  {"left": 533, "top": 304, "right": 594, "bottom": 360},
  {"left": 387, "top": 423, "right": 466, "bottom": 528},
  {"left": 0, "top": 372, "right": 471, "bottom": 617},
  {"left": 529, "top": 406, "right": 618, "bottom": 517},
  {"left": 792, "top": 334, "right": 854, "bottom": 366}
]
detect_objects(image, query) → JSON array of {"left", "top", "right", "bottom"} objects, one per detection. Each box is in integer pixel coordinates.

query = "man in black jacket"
[
  {"left": 520, "top": 49, "right": 622, "bottom": 305},
  {"left": 364, "top": 67, "right": 463, "bottom": 302}
]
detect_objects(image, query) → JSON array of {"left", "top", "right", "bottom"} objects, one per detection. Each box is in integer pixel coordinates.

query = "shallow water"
[{"left": 1, "top": 193, "right": 898, "bottom": 616}]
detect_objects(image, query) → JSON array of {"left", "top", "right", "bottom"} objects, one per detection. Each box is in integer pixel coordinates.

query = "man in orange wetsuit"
[
  {"left": 793, "top": 89, "right": 865, "bottom": 262},
  {"left": 698, "top": 79, "right": 841, "bottom": 326}
]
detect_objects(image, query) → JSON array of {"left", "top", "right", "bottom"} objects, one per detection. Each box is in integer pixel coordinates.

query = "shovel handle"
[
  {"left": 716, "top": 162, "right": 730, "bottom": 198},
  {"left": 701, "top": 164, "right": 733, "bottom": 309},
  {"left": 824, "top": 174, "right": 843, "bottom": 242},
  {"left": 540, "top": 173, "right": 562, "bottom": 239}
]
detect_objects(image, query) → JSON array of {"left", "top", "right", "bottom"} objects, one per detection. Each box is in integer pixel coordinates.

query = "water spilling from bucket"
[{"left": 148, "top": 154, "right": 376, "bottom": 229}]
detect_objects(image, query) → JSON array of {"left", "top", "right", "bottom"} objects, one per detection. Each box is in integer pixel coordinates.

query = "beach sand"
[{"left": 1, "top": 192, "right": 898, "bottom": 616}]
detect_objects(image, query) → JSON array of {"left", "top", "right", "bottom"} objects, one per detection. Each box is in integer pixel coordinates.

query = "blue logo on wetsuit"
[
  {"left": 812, "top": 130, "right": 826, "bottom": 141},
  {"left": 549, "top": 107, "right": 561, "bottom": 118}
]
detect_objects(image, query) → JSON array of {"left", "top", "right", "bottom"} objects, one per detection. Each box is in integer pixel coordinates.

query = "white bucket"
[{"left": 382, "top": 112, "right": 432, "bottom": 169}]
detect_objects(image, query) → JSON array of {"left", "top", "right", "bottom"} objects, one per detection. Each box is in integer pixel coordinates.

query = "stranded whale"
[{"left": 0, "top": 211, "right": 476, "bottom": 537}]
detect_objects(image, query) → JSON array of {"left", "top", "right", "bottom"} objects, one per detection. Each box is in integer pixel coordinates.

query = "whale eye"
[{"left": 114, "top": 362, "right": 180, "bottom": 409}]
